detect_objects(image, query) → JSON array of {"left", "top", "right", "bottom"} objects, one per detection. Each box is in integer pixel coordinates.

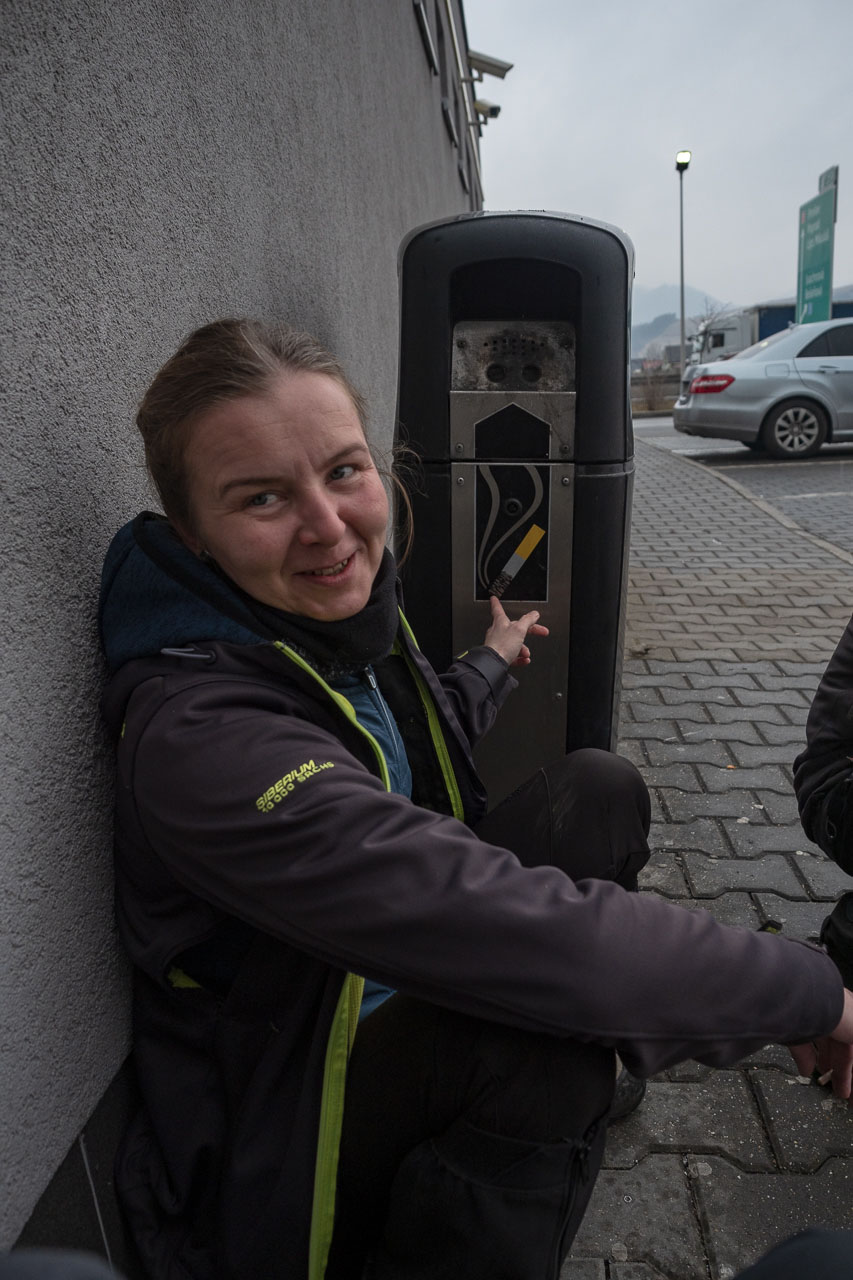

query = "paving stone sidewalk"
[{"left": 563, "top": 439, "right": 853, "bottom": 1279}]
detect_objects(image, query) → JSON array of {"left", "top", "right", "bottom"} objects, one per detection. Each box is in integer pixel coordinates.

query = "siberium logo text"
[{"left": 256, "top": 760, "right": 335, "bottom": 812}]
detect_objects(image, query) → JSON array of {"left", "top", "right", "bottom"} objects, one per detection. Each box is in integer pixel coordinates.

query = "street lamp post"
[{"left": 675, "top": 150, "right": 691, "bottom": 378}]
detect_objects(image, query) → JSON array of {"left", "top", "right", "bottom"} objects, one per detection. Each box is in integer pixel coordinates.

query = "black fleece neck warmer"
[
  {"left": 231, "top": 546, "right": 400, "bottom": 679},
  {"left": 103, "top": 514, "right": 400, "bottom": 679}
]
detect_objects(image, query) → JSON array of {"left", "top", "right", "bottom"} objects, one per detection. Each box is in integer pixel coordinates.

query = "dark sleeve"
[
  {"left": 437, "top": 645, "right": 517, "bottom": 747},
  {"left": 130, "top": 679, "right": 844, "bottom": 1078},
  {"left": 794, "top": 612, "right": 853, "bottom": 870}
]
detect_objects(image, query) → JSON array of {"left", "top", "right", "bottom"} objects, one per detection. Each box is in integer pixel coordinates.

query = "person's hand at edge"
[
  {"left": 483, "top": 595, "right": 549, "bottom": 668},
  {"left": 789, "top": 987, "right": 853, "bottom": 1100}
]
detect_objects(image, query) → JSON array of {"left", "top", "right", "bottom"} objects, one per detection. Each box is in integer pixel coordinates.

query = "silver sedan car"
[{"left": 673, "top": 317, "right": 853, "bottom": 458}]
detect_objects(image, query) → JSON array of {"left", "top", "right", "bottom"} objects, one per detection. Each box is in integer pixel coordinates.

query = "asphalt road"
[{"left": 633, "top": 416, "right": 853, "bottom": 556}]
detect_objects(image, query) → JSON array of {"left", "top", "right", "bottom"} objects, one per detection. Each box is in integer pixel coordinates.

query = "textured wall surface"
[{"left": 1, "top": 0, "right": 477, "bottom": 1242}]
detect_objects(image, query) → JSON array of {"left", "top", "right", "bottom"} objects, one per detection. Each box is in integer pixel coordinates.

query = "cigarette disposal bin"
[{"left": 395, "top": 211, "right": 635, "bottom": 805}]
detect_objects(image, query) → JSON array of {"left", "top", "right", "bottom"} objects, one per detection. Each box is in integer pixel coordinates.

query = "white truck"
[
  {"left": 688, "top": 304, "right": 793, "bottom": 365},
  {"left": 688, "top": 299, "right": 853, "bottom": 365}
]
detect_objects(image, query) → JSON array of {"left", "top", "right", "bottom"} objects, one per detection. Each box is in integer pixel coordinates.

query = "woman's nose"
[{"left": 296, "top": 488, "right": 347, "bottom": 544}]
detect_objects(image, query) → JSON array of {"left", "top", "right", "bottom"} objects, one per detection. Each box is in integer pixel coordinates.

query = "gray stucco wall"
[{"left": 2, "top": 0, "right": 478, "bottom": 1244}]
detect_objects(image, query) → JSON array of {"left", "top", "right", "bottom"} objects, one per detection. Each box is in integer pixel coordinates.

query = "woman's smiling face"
[{"left": 180, "top": 371, "right": 390, "bottom": 620}]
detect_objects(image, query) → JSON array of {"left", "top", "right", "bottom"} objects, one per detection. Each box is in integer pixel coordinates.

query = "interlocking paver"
[
  {"left": 752, "top": 893, "right": 828, "bottom": 941},
  {"left": 682, "top": 853, "right": 802, "bottom": 899},
  {"left": 727, "top": 742, "right": 803, "bottom": 768},
  {"left": 793, "top": 853, "right": 853, "bottom": 899},
  {"left": 671, "top": 721, "right": 765, "bottom": 745},
  {"left": 697, "top": 763, "right": 790, "bottom": 793},
  {"left": 609, "top": 1264, "right": 668, "bottom": 1279},
  {"left": 619, "top": 686, "right": 667, "bottom": 704},
  {"left": 559, "top": 1261, "right": 606, "bottom": 1279},
  {"left": 635, "top": 763, "right": 703, "bottom": 791},
  {"left": 721, "top": 820, "right": 821, "bottom": 858},
  {"left": 752, "top": 673, "right": 823, "bottom": 692},
  {"left": 631, "top": 701, "right": 711, "bottom": 723},
  {"left": 666, "top": 1043, "right": 798, "bottom": 1083},
  {"left": 622, "top": 671, "right": 690, "bottom": 690},
  {"left": 706, "top": 703, "right": 788, "bottom": 725},
  {"left": 615, "top": 739, "right": 648, "bottom": 770},
  {"left": 672, "top": 893, "right": 761, "bottom": 931},
  {"left": 776, "top": 660, "right": 834, "bottom": 676},
  {"left": 753, "top": 790, "right": 802, "bottom": 825},
  {"left": 749, "top": 722, "right": 807, "bottom": 746},
  {"left": 645, "top": 658, "right": 715, "bottom": 674},
  {"left": 645, "top": 741, "right": 734, "bottom": 767},
  {"left": 638, "top": 849, "right": 689, "bottom": 897},
  {"left": 658, "top": 687, "right": 738, "bottom": 706},
  {"left": 658, "top": 789, "right": 761, "bottom": 822},
  {"left": 569, "top": 1157, "right": 707, "bottom": 1280},
  {"left": 722, "top": 687, "right": 810, "bottom": 708},
  {"left": 604, "top": 1076, "right": 774, "bottom": 1171},
  {"left": 600, "top": 434, "right": 853, "bottom": 1276},
  {"left": 691, "top": 1157, "right": 853, "bottom": 1277},
  {"left": 686, "top": 674, "right": 762, "bottom": 690},
  {"left": 617, "top": 719, "right": 681, "bottom": 743},
  {"left": 751, "top": 1071, "right": 853, "bottom": 1171},
  {"left": 771, "top": 703, "right": 808, "bottom": 727},
  {"left": 649, "top": 819, "right": 729, "bottom": 856},
  {"left": 742, "top": 1043, "right": 801, "bottom": 1072}
]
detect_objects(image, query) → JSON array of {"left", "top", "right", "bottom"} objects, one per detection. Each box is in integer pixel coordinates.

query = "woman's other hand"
[
  {"left": 484, "top": 595, "right": 549, "bottom": 668},
  {"left": 789, "top": 987, "right": 853, "bottom": 1100}
]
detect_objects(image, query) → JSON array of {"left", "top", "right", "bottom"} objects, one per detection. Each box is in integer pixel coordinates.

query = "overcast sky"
[{"left": 462, "top": 0, "right": 853, "bottom": 309}]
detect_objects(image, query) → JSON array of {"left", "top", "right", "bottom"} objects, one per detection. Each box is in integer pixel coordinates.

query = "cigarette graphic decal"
[
  {"left": 475, "top": 463, "right": 550, "bottom": 602},
  {"left": 488, "top": 525, "right": 546, "bottom": 598}
]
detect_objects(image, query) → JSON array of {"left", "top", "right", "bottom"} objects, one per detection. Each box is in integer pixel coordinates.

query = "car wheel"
[
  {"left": 743, "top": 440, "right": 764, "bottom": 452},
  {"left": 761, "top": 399, "right": 828, "bottom": 459}
]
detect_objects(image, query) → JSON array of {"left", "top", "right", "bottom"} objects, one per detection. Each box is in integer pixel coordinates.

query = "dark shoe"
[{"left": 608, "top": 1067, "right": 646, "bottom": 1123}]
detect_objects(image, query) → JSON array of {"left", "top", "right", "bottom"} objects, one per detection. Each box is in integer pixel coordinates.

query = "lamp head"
[{"left": 675, "top": 150, "right": 692, "bottom": 173}]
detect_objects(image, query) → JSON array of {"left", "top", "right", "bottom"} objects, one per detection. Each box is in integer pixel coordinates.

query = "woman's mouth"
[{"left": 306, "top": 555, "right": 352, "bottom": 578}]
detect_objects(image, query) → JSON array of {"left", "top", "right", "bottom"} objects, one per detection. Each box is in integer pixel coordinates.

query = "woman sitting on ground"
[{"left": 99, "top": 318, "right": 853, "bottom": 1280}]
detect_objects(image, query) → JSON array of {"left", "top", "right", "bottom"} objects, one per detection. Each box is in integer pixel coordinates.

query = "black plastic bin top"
[{"left": 396, "top": 211, "right": 635, "bottom": 465}]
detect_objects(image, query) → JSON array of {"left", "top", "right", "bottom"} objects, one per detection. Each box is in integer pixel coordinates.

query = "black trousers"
[
  {"left": 326, "top": 748, "right": 651, "bottom": 1280},
  {"left": 5, "top": 1230, "right": 850, "bottom": 1279}
]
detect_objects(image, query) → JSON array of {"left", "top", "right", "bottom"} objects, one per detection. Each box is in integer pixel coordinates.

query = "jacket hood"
[{"left": 99, "top": 512, "right": 269, "bottom": 674}]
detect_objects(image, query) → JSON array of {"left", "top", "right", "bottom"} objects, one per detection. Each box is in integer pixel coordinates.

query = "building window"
[
  {"left": 435, "top": 3, "right": 447, "bottom": 97},
  {"left": 413, "top": 1, "right": 438, "bottom": 75}
]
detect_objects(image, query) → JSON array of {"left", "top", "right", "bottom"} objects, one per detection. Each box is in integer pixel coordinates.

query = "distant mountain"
[
  {"left": 631, "top": 312, "right": 676, "bottom": 356},
  {"left": 633, "top": 282, "right": 853, "bottom": 325},
  {"left": 632, "top": 284, "right": 731, "bottom": 326}
]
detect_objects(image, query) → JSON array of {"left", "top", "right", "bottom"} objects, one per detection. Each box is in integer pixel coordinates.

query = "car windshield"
[{"left": 734, "top": 328, "right": 797, "bottom": 361}]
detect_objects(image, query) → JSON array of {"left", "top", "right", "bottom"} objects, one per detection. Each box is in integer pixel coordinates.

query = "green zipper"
[
  {"left": 274, "top": 642, "right": 391, "bottom": 790},
  {"left": 307, "top": 971, "right": 365, "bottom": 1280},
  {"left": 274, "top": 642, "right": 376, "bottom": 1279},
  {"left": 396, "top": 613, "right": 465, "bottom": 822},
  {"left": 275, "top": 633, "right": 463, "bottom": 1273}
]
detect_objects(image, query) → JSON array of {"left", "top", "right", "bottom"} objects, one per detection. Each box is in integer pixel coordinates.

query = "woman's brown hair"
[{"left": 136, "top": 318, "right": 370, "bottom": 531}]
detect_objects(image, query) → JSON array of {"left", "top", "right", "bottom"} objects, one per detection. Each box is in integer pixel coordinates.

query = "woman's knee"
[
  {"left": 546, "top": 749, "right": 650, "bottom": 831},
  {"left": 541, "top": 749, "right": 651, "bottom": 886}
]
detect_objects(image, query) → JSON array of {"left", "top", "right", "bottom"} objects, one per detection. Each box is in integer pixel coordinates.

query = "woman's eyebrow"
[
  {"left": 218, "top": 443, "right": 371, "bottom": 498},
  {"left": 218, "top": 475, "right": 282, "bottom": 498}
]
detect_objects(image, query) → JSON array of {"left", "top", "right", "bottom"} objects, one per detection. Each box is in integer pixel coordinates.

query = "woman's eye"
[
  {"left": 247, "top": 492, "right": 278, "bottom": 508},
  {"left": 329, "top": 464, "right": 356, "bottom": 482}
]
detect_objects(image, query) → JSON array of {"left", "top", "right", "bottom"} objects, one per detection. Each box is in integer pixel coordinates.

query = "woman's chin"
[{"left": 284, "top": 582, "right": 373, "bottom": 622}]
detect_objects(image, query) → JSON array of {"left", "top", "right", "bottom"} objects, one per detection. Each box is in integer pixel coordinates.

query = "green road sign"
[{"left": 796, "top": 189, "right": 835, "bottom": 323}]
